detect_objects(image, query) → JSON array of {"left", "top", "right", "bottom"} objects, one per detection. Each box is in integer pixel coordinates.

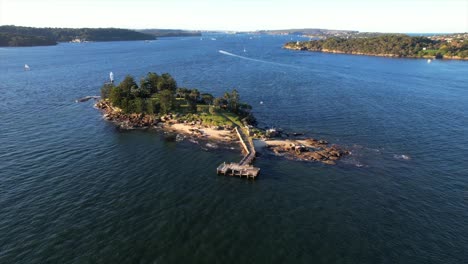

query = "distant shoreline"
[
  {"left": 283, "top": 45, "right": 468, "bottom": 60},
  {"left": 284, "top": 34, "right": 468, "bottom": 61},
  {"left": 0, "top": 25, "right": 200, "bottom": 47}
]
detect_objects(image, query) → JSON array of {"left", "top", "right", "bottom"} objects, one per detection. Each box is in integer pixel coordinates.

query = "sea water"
[{"left": 0, "top": 34, "right": 467, "bottom": 263}]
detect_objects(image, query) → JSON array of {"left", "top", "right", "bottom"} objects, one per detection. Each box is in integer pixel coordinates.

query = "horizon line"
[{"left": 0, "top": 24, "right": 465, "bottom": 35}]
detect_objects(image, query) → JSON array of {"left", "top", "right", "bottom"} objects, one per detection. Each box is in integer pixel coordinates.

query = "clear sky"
[{"left": 0, "top": 0, "right": 467, "bottom": 33}]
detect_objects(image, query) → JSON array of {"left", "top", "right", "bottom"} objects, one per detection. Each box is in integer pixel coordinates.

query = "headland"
[{"left": 284, "top": 34, "right": 468, "bottom": 60}]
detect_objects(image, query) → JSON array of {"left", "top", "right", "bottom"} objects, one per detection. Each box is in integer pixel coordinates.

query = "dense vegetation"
[
  {"left": 101, "top": 73, "right": 256, "bottom": 126},
  {"left": 285, "top": 34, "right": 468, "bottom": 59},
  {"left": 0, "top": 25, "right": 155, "bottom": 46},
  {"left": 0, "top": 32, "right": 56, "bottom": 46},
  {"left": 138, "top": 29, "right": 201, "bottom": 37}
]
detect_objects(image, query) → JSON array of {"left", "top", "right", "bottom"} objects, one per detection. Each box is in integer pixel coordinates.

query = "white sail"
[
  {"left": 109, "top": 72, "right": 114, "bottom": 82},
  {"left": 24, "top": 64, "right": 30, "bottom": 70}
]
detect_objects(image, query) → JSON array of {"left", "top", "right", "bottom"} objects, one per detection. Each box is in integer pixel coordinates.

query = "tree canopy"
[
  {"left": 285, "top": 34, "right": 468, "bottom": 59},
  {"left": 101, "top": 72, "right": 254, "bottom": 124},
  {"left": 0, "top": 25, "right": 155, "bottom": 47}
]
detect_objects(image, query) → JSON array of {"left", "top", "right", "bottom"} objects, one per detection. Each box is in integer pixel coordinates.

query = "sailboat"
[
  {"left": 24, "top": 64, "right": 30, "bottom": 71},
  {"left": 243, "top": 48, "right": 247, "bottom": 53}
]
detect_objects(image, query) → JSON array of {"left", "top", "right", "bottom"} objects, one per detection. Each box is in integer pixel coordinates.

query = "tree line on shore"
[
  {"left": 101, "top": 72, "right": 255, "bottom": 124},
  {"left": 286, "top": 34, "right": 468, "bottom": 58},
  {"left": 0, "top": 25, "right": 155, "bottom": 47}
]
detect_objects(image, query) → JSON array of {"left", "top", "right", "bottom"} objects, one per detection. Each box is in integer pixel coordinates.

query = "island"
[
  {"left": 284, "top": 34, "right": 468, "bottom": 60},
  {"left": 0, "top": 25, "right": 155, "bottom": 47},
  {"left": 93, "top": 72, "right": 350, "bottom": 178}
]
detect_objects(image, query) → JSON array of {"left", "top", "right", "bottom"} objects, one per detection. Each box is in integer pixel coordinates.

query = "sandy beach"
[{"left": 167, "top": 123, "right": 237, "bottom": 142}]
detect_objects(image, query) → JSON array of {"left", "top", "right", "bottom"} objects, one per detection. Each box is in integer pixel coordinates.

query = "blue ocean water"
[{"left": 0, "top": 35, "right": 467, "bottom": 263}]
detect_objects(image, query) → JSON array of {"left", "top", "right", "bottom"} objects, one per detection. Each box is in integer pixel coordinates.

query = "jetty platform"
[{"left": 216, "top": 127, "right": 260, "bottom": 179}]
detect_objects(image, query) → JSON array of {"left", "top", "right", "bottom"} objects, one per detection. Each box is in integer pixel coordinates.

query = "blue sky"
[{"left": 0, "top": 0, "right": 467, "bottom": 32}]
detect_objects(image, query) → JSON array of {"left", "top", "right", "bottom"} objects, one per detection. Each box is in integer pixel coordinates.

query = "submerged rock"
[{"left": 164, "top": 133, "right": 177, "bottom": 142}]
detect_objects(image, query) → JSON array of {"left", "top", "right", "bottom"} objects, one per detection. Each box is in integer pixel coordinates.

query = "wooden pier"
[
  {"left": 216, "top": 162, "right": 260, "bottom": 178},
  {"left": 216, "top": 127, "right": 260, "bottom": 179}
]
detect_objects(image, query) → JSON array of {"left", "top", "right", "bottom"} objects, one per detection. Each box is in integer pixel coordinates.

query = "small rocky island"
[{"left": 93, "top": 72, "right": 349, "bottom": 176}]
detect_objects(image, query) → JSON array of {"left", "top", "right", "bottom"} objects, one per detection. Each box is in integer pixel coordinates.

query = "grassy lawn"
[
  {"left": 222, "top": 111, "right": 243, "bottom": 127},
  {"left": 174, "top": 104, "right": 243, "bottom": 127}
]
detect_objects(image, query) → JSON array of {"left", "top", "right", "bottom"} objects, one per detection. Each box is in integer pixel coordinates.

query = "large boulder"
[
  {"left": 322, "top": 160, "right": 336, "bottom": 165},
  {"left": 310, "top": 152, "right": 323, "bottom": 160}
]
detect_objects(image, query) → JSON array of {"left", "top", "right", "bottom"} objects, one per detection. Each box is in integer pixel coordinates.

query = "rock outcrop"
[{"left": 266, "top": 140, "right": 350, "bottom": 165}]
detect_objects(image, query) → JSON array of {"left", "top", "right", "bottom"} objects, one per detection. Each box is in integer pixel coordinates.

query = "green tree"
[
  {"left": 159, "top": 89, "right": 175, "bottom": 114},
  {"left": 144, "top": 72, "right": 160, "bottom": 94},
  {"left": 134, "top": 97, "right": 145, "bottom": 114},
  {"left": 139, "top": 78, "right": 152, "bottom": 97},
  {"left": 109, "top": 86, "right": 123, "bottom": 107},
  {"left": 228, "top": 89, "right": 240, "bottom": 113},
  {"left": 145, "top": 99, "right": 154, "bottom": 114},
  {"left": 120, "top": 98, "right": 129, "bottom": 113},
  {"left": 201, "top": 93, "right": 214, "bottom": 105},
  {"left": 157, "top": 73, "right": 177, "bottom": 92},
  {"left": 126, "top": 99, "right": 137, "bottom": 114},
  {"left": 187, "top": 89, "right": 200, "bottom": 113},
  {"left": 176, "top": 87, "right": 190, "bottom": 99},
  {"left": 101, "top": 83, "right": 114, "bottom": 99},
  {"left": 223, "top": 91, "right": 231, "bottom": 101},
  {"left": 119, "top": 75, "right": 138, "bottom": 98}
]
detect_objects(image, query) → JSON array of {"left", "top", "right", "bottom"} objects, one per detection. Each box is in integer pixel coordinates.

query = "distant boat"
[
  {"left": 243, "top": 48, "right": 247, "bottom": 53},
  {"left": 109, "top": 72, "right": 114, "bottom": 83},
  {"left": 24, "top": 64, "right": 30, "bottom": 70},
  {"left": 427, "top": 59, "right": 432, "bottom": 63},
  {"left": 211, "top": 38, "right": 217, "bottom": 41}
]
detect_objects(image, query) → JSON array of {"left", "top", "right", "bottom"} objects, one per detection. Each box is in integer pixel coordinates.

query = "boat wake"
[
  {"left": 393, "top": 154, "right": 411, "bottom": 160},
  {"left": 75, "top": 95, "right": 101, "bottom": 103},
  {"left": 218, "top": 50, "right": 312, "bottom": 71}
]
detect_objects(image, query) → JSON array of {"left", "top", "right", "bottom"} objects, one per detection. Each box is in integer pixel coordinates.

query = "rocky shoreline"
[
  {"left": 96, "top": 100, "right": 164, "bottom": 130},
  {"left": 95, "top": 100, "right": 238, "bottom": 140},
  {"left": 262, "top": 138, "right": 350, "bottom": 165},
  {"left": 94, "top": 100, "right": 350, "bottom": 165}
]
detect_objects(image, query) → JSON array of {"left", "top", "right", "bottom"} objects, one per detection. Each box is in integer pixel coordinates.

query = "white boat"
[
  {"left": 243, "top": 48, "right": 247, "bottom": 53},
  {"left": 24, "top": 64, "right": 30, "bottom": 70},
  {"left": 427, "top": 59, "right": 432, "bottom": 63},
  {"left": 109, "top": 72, "right": 114, "bottom": 83}
]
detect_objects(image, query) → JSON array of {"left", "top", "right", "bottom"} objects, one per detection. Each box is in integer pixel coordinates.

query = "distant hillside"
[
  {"left": 0, "top": 32, "right": 56, "bottom": 47},
  {"left": 254, "top": 28, "right": 358, "bottom": 35},
  {"left": 284, "top": 34, "right": 468, "bottom": 59},
  {"left": 0, "top": 26, "right": 155, "bottom": 47},
  {"left": 138, "top": 29, "right": 201, "bottom": 37}
]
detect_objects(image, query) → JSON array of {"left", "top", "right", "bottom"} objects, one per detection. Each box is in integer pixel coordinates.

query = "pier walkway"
[{"left": 216, "top": 127, "right": 260, "bottom": 179}]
